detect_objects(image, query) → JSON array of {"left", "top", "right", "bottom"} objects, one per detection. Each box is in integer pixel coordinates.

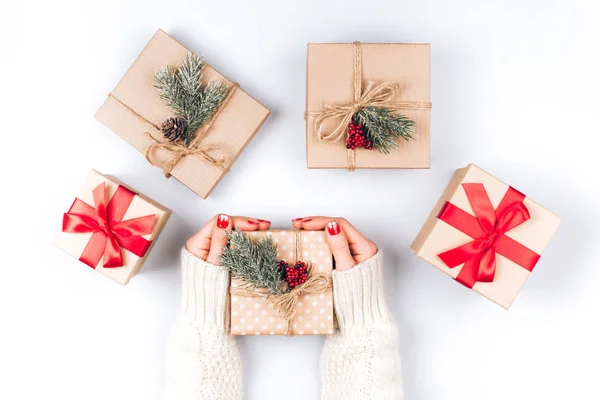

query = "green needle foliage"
[
  {"left": 219, "top": 229, "right": 284, "bottom": 296},
  {"left": 354, "top": 107, "right": 416, "bottom": 154},
  {"left": 154, "top": 53, "right": 227, "bottom": 145}
]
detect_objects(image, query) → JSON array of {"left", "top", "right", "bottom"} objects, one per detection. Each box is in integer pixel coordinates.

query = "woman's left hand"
[{"left": 291, "top": 216, "right": 377, "bottom": 271}]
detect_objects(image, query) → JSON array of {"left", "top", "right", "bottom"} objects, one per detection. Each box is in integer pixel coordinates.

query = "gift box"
[
  {"left": 227, "top": 230, "right": 334, "bottom": 336},
  {"left": 53, "top": 170, "right": 171, "bottom": 285},
  {"left": 305, "top": 42, "right": 431, "bottom": 170},
  {"left": 95, "top": 29, "right": 270, "bottom": 199},
  {"left": 411, "top": 164, "right": 561, "bottom": 309}
]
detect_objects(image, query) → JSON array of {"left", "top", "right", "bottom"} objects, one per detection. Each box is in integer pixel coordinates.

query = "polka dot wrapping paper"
[{"left": 229, "top": 230, "right": 334, "bottom": 336}]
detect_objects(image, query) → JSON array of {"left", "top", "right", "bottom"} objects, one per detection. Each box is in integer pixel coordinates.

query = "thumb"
[
  {"left": 206, "top": 214, "right": 231, "bottom": 265},
  {"left": 325, "top": 220, "right": 355, "bottom": 271}
]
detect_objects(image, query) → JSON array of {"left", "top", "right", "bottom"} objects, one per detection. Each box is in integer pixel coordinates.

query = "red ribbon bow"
[
  {"left": 62, "top": 182, "right": 156, "bottom": 268},
  {"left": 436, "top": 183, "right": 540, "bottom": 288}
]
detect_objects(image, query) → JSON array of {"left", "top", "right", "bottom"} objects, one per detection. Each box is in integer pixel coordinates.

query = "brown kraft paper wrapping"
[
  {"left": 306, "top": 43, "right": 431, "bottom": 169},
  {"left": 230, "top": 230, "right": 335, "bottom": 336},
  {"left": 95, "top": 29, "right": 270, "bottom": 199},
  {"left": 52, "top": 170, "right": 171, "bottom": 285},
  {"left": 411, "top": 164, "right": 561, "bottom": 309}
]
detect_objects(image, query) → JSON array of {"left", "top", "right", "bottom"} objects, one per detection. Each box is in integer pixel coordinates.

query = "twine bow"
[
  {"left": 229, "top": 231, "right": 333, "bottom": 336},
  {"left": 230, "top": 265, "right": 331, "bottom": 336},
  {"left": 108, "top": 81, "right": 239, "bottom": 177},
  {"left": 144, "top": 134, "right": 228, "bottom": 177},
  {"left": 315, "top": 81, "right": 409, "bottom": 142},
  {"left": 306, "top": 41, "right": 432, "bottom": 170}
]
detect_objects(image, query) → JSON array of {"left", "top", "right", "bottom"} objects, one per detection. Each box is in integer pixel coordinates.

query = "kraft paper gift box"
[
  {"left": 230, "top": 230, "right": 335, "bottom": 336},
  {"left": 411, "top": 164, "right": 561, "bottom": 309},
  {"left": 305, "top": 42, "right": 431, "bottom": 169},
  {"left": 95, "top": 29, "right": 270, "bottom": 199},
  {"left": 53, "top": 170, "right": 171, "bottom": 285}
]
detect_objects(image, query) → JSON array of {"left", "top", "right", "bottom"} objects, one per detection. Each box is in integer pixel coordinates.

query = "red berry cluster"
[
  {"left": 345, "top": 122, "right": 373, "bottom": 150},
  {"left": 279, "top": 260, "right": 308, "bottom": 289}
]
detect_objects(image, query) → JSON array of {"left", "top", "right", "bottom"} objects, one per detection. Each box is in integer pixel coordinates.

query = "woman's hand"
[
  {"left": 186, "top": 214, "right": 272, "bottom": 265},
  {"left": 291, "top": 217, "right": 377, "bottom": 271}
]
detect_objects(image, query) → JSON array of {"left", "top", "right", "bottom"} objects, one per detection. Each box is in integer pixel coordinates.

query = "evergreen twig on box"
[
  {"left": 354, "top": 107, "right": 415, "bottom": 154},
  {"left": 154, "top": 53, "right": 227, "bottom": 145},
  {"left": 219, "top": 229, "right": 285, "bottom": 296}
]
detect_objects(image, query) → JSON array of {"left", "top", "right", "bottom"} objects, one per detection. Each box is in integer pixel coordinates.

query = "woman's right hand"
[
  {"left": 291, "top": 217, "right": 378, "bottom": 271},
  {"left": 186, "top": 214, "right": 272, "bottom": 265}
]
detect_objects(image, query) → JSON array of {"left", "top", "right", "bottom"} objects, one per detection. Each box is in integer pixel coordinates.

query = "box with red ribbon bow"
[
  {"left": 53, "top": 170, "right": 171, "bottom": 285},
  {"left": 412, "top": 164, "right": 561, "bottom": 309}
]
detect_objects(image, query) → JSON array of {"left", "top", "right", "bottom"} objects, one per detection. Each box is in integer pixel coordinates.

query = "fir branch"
[
  {"left": 354, "top": 107, "right": 416, "bottom": 154},
  {"left": 154, "top": 53, "right": 227, "bottom": 145},
  {"left": 176, "top": 52, "right": 205, "bottom": 105},
  {"left": 188, "top": 80, "right": 228, "bottom": 135},
  {"left": 219, "top": 229, "right": 284, "bottom": 296}
]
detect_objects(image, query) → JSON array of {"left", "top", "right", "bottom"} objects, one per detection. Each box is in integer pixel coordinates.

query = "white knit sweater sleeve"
[
  {"left": 321, "top": 253, "right": 402, "bottom": 400},
  {"left": 162, "top": 248, "right": 243, "bottom": 400}
]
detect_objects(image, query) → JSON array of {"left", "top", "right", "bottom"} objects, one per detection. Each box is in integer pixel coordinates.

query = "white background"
[{"left": 1, "top": 0, "right": 599, "bottom": 399}]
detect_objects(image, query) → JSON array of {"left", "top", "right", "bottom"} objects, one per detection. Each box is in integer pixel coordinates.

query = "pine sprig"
[
  {"left": 154, "top": 53, "right": 228, "bottom": 145},
  {"left": 354, "top": 107, "right": 416, "bottom": 154},
  {"left": 219, "top": 229, "right": 285, "bottom": 296},
  {"left": 192, "top": 81, "right": 227, "bottom": 134}
]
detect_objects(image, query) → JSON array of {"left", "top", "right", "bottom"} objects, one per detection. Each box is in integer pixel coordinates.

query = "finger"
[
  {"left": 291, "top": 217, "right": 313, "bottom": 230},
  {"left": 325, "top": 220, "right": 356, "bottom": 271},
  {"left": 295, "top": 217, "right": 368, "bottom": 245},
  {"left": 255, "top": 218, "right": 272, "bottom": 230},
  {"left": 229, "top": 216, "right": 266, "bottom": 231},
  {"left": 333, "top": 219, "right": 377, "bottom": 261},
  {"left": 206, "top": 214, "right": 232, "bottom": 265},
  {"left": 185, "top": 215, "right": 218, "bottom": 260}
]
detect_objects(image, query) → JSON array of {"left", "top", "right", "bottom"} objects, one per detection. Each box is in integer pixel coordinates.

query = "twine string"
[
  {"left": 107, "top": 82, "right": 239, "bottom": 178},
  {"left": 108, "top": 94, "right": 161, "bottom": 131},
  {"left": 229, "top": 231, "right": 332, "bottom": 336},
  {"left": 143, "top": 134, "right": 229, "bottom": 177},
  {"left": 305, "top": 41, "right": 432, "bottom": 170}
]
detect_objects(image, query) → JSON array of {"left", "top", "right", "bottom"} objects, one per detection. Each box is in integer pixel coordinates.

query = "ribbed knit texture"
[
  {"left": 321, "top": 252, "right": 402, "bottom": 400},
  {"left": 162, "top": 248, "right": 243, "bottom": 400}
]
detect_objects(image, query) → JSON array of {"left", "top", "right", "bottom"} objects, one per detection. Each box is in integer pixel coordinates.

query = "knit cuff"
[
  {"left": 180, "top": 248, "right": 230, "bottom": 331},
  {"left": 332, "top": 252, "right": 392, "bottom": 334}
]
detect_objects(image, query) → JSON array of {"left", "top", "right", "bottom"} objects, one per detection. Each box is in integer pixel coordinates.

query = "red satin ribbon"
[
  {"left": 436, "top": 183, "right": 540, "bottom": 288},
  {"left": 62, "top": 182, "right": 156, "bottom": 268}
]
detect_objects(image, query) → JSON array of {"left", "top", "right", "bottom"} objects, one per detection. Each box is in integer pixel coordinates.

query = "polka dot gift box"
[{"left": 229, "top": 230, "right": 334, "bottom": 336}]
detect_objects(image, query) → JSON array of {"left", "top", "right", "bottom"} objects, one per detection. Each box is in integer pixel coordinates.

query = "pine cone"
[{"left": 161, "top": 117, "right": 187, "bottom": 143}]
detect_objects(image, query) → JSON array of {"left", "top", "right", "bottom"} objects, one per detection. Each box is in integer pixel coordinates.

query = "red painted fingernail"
[
  {"left": 257, "top": 219, "right": 271, "bottom": 224},
  {"left": 216, "top": 214, "right": 229, "bottom": 229},
  {"left": 301, "top": 218, "right": 312, "bottom": 222},
  {"left": 248, "top": 220, "right": 257, "bottom": 225},
  {"left": 292, "top": 217, "right": 303, "bottom": 221},
  {"left": 327, "top": 221, "right": 341, "bottom": 235}
]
